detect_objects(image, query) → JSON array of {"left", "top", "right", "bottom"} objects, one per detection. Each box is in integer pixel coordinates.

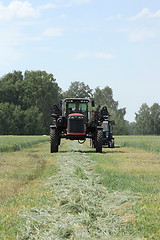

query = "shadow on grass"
[{"left": 58, "top": 146, "right": 125, "bottom": 154}]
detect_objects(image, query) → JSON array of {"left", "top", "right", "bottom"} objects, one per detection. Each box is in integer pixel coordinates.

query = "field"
[
  {"left": 0, "top": 135, "right": 160, "bottom": 239},
  {"left": 115, "top": 135, "right": 160, "bottom": 154},
  {"left": 0, "top": 135, "right": 49, "bottom": 152}
]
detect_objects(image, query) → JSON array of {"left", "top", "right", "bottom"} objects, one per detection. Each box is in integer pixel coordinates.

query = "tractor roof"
[{"left": 63, "top": 98, "right": 90, "bottom": 103}]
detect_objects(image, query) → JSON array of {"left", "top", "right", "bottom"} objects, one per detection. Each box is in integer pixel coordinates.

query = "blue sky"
[{"left": 0, "top": 0, "right": 160, "bottom": 122}]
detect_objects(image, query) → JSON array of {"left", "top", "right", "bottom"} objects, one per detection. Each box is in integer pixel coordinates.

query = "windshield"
[{"left": 66, "top": 102, "right": 88, "bottom": 121}]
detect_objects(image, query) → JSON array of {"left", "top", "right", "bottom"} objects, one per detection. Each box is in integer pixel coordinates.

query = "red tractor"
[{"left": 50, "top": 98, "right": 114, "bottom": 153}]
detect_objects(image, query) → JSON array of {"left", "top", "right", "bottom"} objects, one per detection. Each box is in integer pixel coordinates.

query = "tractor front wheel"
[
  {"left": 50, "top": 128, "right": 59, "bottom": 153},
  {"left": 95, "top": 129, "right": 103, "bottom": 153}
]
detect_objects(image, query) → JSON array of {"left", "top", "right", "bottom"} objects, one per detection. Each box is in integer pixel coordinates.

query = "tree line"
[{"left": 0, "top": 70, "right": 159, "bottom": 135}]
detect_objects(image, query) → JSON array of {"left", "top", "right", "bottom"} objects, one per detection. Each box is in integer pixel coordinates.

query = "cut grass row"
[
  {"left": 0, "top": 135, "right": 49, "bottom": 152},
  {"left": 89, "top": 136, "right": 160, "bottom": 239},
  {"left": 1, "top": 136, "right": 160, "bottom": 239}
]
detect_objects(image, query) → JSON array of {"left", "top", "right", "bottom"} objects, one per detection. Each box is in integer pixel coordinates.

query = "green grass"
[
  {"left": 115, "top": 135, "right": 160, "bottom": 154},
  {"left": 0, "top": 142, "right": 57, "bottom": 240},
  {"left": 89, "top": 138, "right": 160, "bottom": 240},
  {"left": 1, "top": 136, "right": 160, "bottom": 239},
  {"left": 0, "top": 135, "right": 49, "bottom": 152},
  {"left": 75, "top": 166, "right": 87, "bottom": 179}
]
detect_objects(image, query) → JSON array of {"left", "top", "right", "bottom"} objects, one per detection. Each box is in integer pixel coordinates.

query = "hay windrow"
[{"left": 19, "top": 141, "right": 140, "bottom": 240}]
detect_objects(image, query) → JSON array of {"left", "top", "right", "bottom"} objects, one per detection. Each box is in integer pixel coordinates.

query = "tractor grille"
[{"left": 67, "top": 115, "right": 85, "bottom": 134}]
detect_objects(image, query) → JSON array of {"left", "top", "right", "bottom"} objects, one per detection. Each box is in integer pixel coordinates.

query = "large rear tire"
[
  {"left": 95, "top": 129, "right": 103, "bottom": 153},
  {"left": 50, "top": 128, "right": 59, "bottom": 153}
]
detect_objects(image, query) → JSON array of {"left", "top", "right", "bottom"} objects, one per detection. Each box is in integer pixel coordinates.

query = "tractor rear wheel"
[
  {"left": 50, "top": 128, "right": 59, "bottom": 153},
  {"left": 95, "top": 129, "right": 103, "bottom": 153}
]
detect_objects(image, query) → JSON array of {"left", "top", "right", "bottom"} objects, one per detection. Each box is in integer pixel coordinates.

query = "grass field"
[
  {"left": 0, "top": 141, "right": 57, "bottom": 239},
  {"left": 0, "top": 135, "right": 160, "bottom": 239},
  {"left": 0, "top": 135, "right": 49, "bottom": 152},
  {"left": 115, "top": 135, "right": 160, "bottom": 154},
  {"left": 91, "top": 135, "right": 160, "bottom": 239}
]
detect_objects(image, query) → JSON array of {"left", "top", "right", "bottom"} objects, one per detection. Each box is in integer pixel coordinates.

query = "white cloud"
[
  {"left": 129, "top": 28, "right": 156, "bottom": 42},
  {"left": 77, "top": 52, "right": 114, "bottom": 59},
  {"left": 150, "top": 10, "right": 160, "bottom": 18},
  {"left": 130, "top": 8, "right": 160, "bottom": 20},
  {"left": 0, "top": 1, "right": 39, "bottom": 21},
  {"left": 130, "top": 8, "right": 149, "bottom": 20}
]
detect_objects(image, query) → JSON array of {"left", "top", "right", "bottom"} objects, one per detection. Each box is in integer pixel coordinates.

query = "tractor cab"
[
  {"left": 63, "top": 98, "right": 89, "bottom": 122},
  {"left": 61, "top": 98, "right": 89, "bottom": 139}
]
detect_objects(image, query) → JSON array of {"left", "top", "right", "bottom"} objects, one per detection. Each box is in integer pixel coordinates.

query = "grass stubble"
[
  {"left": 0, "top": 142, "right": 57, "bottom": 239},
  {"left": 93, "top": 136, "right": 160, "bottom": 240},
  {"left": 17, "top": 141, "right": 140, "bottom": 240},
  {"left": 0, "top": 136, "right": 160, "bottom": 239}
]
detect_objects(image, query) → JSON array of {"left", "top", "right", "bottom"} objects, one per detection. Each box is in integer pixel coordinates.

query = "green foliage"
[
  {"left": 93, "top": 86, "right": 118, "bottom": 110},
  {"left": 63, "top": 81, "right": 93, "bottom": 98},
  {"left": 1, "top": 70, "right": 159, "bottom": 135},
  {"left": 0, "top": 70, "right": 62, "bottom": 134},
  {"left": 24, "top": 107, "right": 45, "bottom": 135},
  {"left": 0, "top": 103, "right": 24, "bottom": 135},
  {"left": 0, "top": 71, "right": 24, "bottom": 105},
  {"left": 135, "top": 103, "right": 160, "bottom": 135}
]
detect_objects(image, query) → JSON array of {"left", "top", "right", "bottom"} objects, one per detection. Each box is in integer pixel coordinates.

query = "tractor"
[
  {"left": 101, "top": 120, "right": 115, "bottom": 148},
  {"left": 50, "top": 98, "right": 114, "bottom": 153}
]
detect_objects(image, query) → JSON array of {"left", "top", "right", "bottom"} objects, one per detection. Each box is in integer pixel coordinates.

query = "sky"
[{"left": 0, "top": 0, "right": 160, "bottom": 122}]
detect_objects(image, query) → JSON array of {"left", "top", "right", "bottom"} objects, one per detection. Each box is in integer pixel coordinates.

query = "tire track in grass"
[{"left": 19, "top": 141, "right": 141, "bottom": 240}]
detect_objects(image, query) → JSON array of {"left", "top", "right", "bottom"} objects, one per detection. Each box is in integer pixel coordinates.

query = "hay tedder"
[{"left": 50, "top": 98, "right": 115, "bottom": 153}]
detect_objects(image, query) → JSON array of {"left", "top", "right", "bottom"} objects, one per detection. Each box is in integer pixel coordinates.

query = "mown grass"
[
  {"left": 1, "top": 136, "right": 160, "bottom": 239},
  {"left": 0, "top": 135, "right": 49, "bottom": 152},
  {"left": 0, "top": 142, "right": 57, "bottom": 240},
  {"left": 89, "top": 137, "right": 160, "bottom": 240},
  {"left": 75, "top": 166, "right": 87, "bottom": 179},
  {"left": 115, "top": 135, "right": 160, "bottom": 154}
]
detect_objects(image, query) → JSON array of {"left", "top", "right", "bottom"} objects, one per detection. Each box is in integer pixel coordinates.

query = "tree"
[
  {"left": 0, "top": 70, "right": 62, "bottom": 134},
  {"left": 23, "top": 71, "right": 62, "bottom": 132},
  {"left": 93, "top": 86, "right": 128, "bottom": 135},
  {"left": 150, "top": 103, "right": 160, "bottom": 135},
  {"left": 93, "top": 86, "right": 118, "bottom": 110},
  {"left": 127, "top": 122, "right": 136, "bottom": 135},
  {"left": 0, "top": 103, "right": 24, "bottom": 135},
  {"left": 135, "top": 103, "right": 151, "bottom": 135},
  {"left": 63, "top": 81, "right": 93, "bottom": 98},
  {"left": 0, "top": 71, "right": 24, "bottom": 106},
  {"left": 24, "top": 107, "right": 45, "bottom": 135}
]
